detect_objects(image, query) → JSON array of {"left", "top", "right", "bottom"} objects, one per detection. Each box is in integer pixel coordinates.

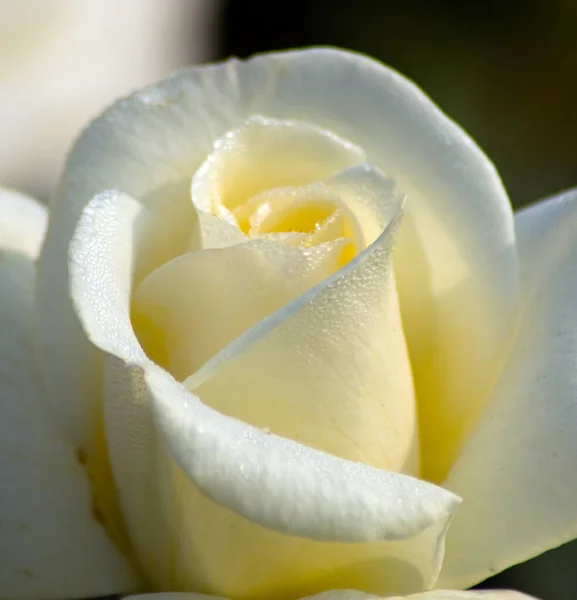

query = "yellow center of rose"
[
  {"left": 190, "top": 115, "right": 368, "bottom": 266},
  {"left": 237, "top": 187, "right": 361, "bottom": 266}
]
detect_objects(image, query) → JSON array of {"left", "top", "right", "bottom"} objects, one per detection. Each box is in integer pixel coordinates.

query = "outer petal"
[
  {"left": 127, "top": 590, "right": 537, "bottom": 600},
  {"left": 37, "top": 48, "right": 516, "bottom": 484},
  {"left": 69, "top": 190, "right": 460, "bottom": 597},
  {"left": 37, "top": 178, "right": 198, "bottom": 447},
  {"left": 390, "top": 592, "right": 537, "bottom": 600},
  {"left": 439, "top": 189, "right": 577, "bottom": 588},
  {"left": 0, "top": 188, "right": 138, "bottom": 598},
  {"left": 0, "top": 188, "right": 48, "bottom": 255}
]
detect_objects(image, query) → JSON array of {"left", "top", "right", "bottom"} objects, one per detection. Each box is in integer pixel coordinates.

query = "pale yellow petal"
[
  {"left": 188, "top": 209, "right": 247, "bottom": 251},
  {"left": 184, "top": 214, "right": 415, "bottom": 474},
  {"left": 132, "top": 239, "right": 347, "bottom": 380},
  {"left": 191, "top": 114, "right": 365, "bottom": 220}
]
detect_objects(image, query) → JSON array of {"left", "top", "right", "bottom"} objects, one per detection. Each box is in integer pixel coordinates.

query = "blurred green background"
[{"left": 218, "top": 1, "right": 577, "bottom": 598}]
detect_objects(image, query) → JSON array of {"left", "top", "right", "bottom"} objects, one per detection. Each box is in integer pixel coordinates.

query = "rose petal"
[
  {"left": 132, "top": 238, "right": 347, "bottom": 380},
  {"left": 324, "top": 165, "right": 402, "bottom": 246},
  {"left": 0, "top": 188, "right": 139, "bottom": 598},
  {"left": 391, "top": 592, "right": 537, "bottom": 600},
  {"left": 70, "top": 189, "right": 461, "bottom": 597},
  {"left": 299, "top": 593, "right": 378, "bottom": 600},
  {"left": 37, "top": 178, "right": 197, "bottom": 446},
  {"left": 188, "top": 209, "right": 247, "bottom": 250},
  {"left": 126, "top": 589, "right": 537, "bottom": 600},
  {"left": 127, "top": 593, "right": 371, "bottom": 600},
  {"left": 180, "top": 208, "right": 415, "bottom": 475},
  {"left": 307, "top": 592, "right": 536, "bottom": 600},
  {"left": 190, "top": 114, "right": 365, "bottom": 220},
  {"left": 0, "top": 187, "right": 47, "bottom": 255},
  {"left": 439, "top": 189, "right": 577, "bottom": 588},
  {"left": 38, "top": 49, "right": 517, "bottom": 481}
]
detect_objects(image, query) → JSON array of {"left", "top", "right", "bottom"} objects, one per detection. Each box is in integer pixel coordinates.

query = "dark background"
[{"left": 215, "top": 1, "right": 577, "bottom": 598}]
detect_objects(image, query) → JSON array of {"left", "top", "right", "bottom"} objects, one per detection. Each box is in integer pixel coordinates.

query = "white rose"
[{"left": 2, "top": 48, "right": 576, "bottom": 600}]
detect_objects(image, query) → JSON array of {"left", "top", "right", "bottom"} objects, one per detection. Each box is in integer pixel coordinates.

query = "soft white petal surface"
[
  {"left": 308, "top": 592, "right": 537, "bottom": 600},
  {"left": 37, "top": 178, "right": 197, "bottom": 447},
  {"left": 37, "top": 49, "right": 516, "bottom": 484},
  {"left": 390, "top": 592, "right": 537, "bottom": 600},
  {"left": 439, "top": 188, "right": 577, "bottom": 588},
  {"left": 127, "top": 589, "right": 537, "bottom": 600},
  {"left": 325, "top": 165, "right": 402, "bottom": 246},
  {"left": 0, "top": 188, "right": 138, "bottom": 598},
  {"left": 300, "top": 593, "right": 378, "bottom": 600},
  {"left": 70, "top": 189, "right": 460, "bottom": 597},
  {"left": 0, "top": 187, "right": 48, "bottom": 255}
]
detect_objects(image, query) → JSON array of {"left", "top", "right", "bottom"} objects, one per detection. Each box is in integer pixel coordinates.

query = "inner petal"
[
  {"left": 137, "top": 164, "right": 405, "bottom": 384},
  {"left": 250, "top": 192, "right": 336, "bottom": 235},
  {"left": 132, "top": 239, "right": 349, "bottom": 381},
  {"left": 190, "top": 115, "right": 366, "bottom": 222},
  {"left": 245, "top": 183, "right": 364, "bottom": 257},
  {"left": 184, "top": 204, "right": 417, "bottom": 476},
  {"left": 131, "top": 163, "right": 414, "bottom": 477},
  {"left": 240, "top": 164, "right": 404, "bottom": 255}
]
